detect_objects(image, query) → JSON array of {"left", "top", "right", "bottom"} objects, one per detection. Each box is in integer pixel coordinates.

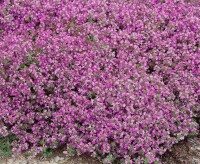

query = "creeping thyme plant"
[{"left": 0, "top": 0, "right": 199, "bottom": 163}]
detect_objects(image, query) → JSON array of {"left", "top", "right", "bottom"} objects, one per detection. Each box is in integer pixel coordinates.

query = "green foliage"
[
  {"left": 187, "top": 132, "right": 197, "bottom": 138},
  {"left": 67, "top": 147, "right": 77, "bottom": 156},
  {"left": 87, "top": 91, "right": 97, "bottom": 100},
  {"left": 144, "top": 157, "right": 148, "bottom": 164},
  {"left": 0, "top": 134, "right": 15, "bottom": 160},
  {"left": 103, "top": 154, "right": 115, "bottom": 163},
  {"left": 19, "top": 51, "right": 39, "bottom": 70},
  {"left": 66, "top": 143, "right": 78, "bottom": 156},
  {"left": 40, "top": 147, "right": 53, "bottom": 158}
]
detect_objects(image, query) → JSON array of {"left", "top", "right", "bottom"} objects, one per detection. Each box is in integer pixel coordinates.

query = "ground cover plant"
[{"left": 0, "top": 0, "right": 199, "bottom": 163}]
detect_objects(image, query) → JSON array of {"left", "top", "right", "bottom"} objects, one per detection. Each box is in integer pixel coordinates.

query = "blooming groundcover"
[{"left": 0, "top": 0, "right": 199, "bottom": 163}]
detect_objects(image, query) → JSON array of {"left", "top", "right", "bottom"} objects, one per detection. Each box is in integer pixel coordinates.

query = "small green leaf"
[
  {"left": 144, "top": 157, "right": 148, "bottom": 164},
  {"left": 19, "top": 63, "right": 26, "bottom": 69},
  {"left": 68, "top": 148, "right": 77, "bottom": 156},
  {"left": 187, "top": 132, "right": 197, "bottom": 137},
  {"left": 105, "top": 154, "right": 115, "bottom": 162},
  {"left": 41, "top": 147, "right": 53, "bottom": 158},
  {"left": 39, "top": 140, "right": 45, "bottom": 145}
]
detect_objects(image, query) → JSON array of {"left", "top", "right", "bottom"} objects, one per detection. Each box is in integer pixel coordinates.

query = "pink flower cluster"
[{"left": 0, "top": 0, "right": 199, "bottom": 163}]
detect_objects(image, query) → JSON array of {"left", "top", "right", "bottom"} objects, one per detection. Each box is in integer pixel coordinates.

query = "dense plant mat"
[{"left": 0, "top": 0, "right": 199, "bottom": 163}]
